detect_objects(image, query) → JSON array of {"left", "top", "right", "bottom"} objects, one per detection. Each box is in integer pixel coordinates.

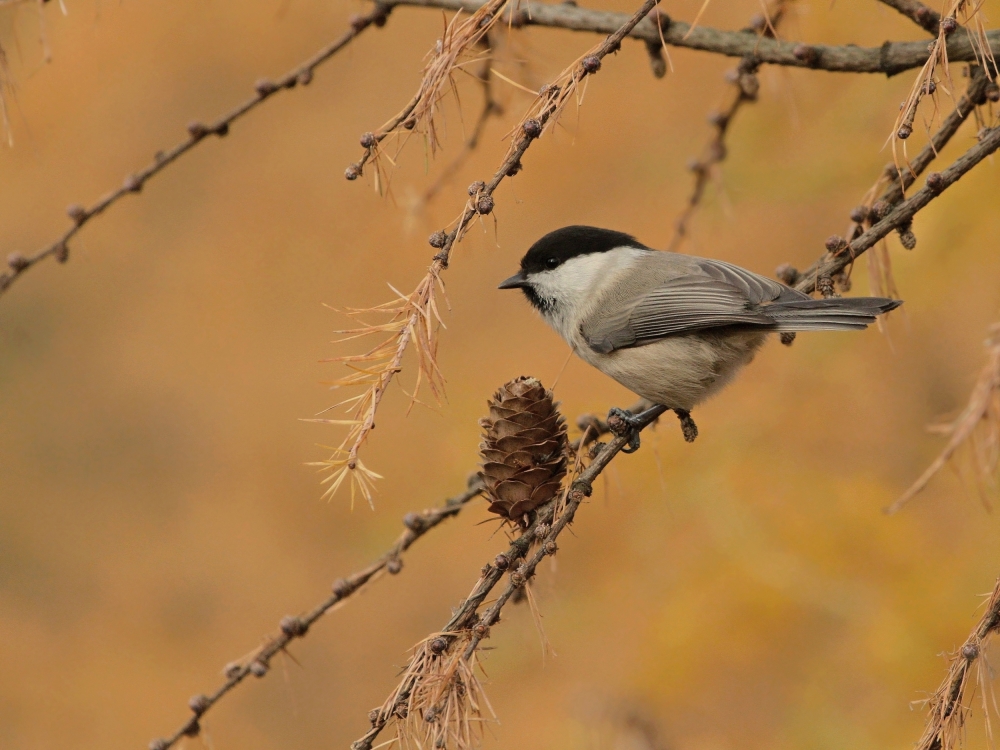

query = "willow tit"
[{"left": 499, "top": 225, "right": 901, "bottom": 449}]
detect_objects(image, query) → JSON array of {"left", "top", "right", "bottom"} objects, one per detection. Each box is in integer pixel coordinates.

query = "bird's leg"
[
  {"left": 607, "top": 404, "right": 668, "bottom": 454},
  {"left": 675, "top": 409, "right": 698, "bottom": 442}
]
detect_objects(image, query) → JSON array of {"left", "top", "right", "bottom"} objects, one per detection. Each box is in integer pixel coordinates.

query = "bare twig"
[
  {"left": 913, "top": 575, "right": 1000, "bottom": 750},
  {"left": 145, "top": 480, "right": 483, "bottom": 750},
  {"left": 350, "top": 405, "right": 668, "bottom": 750},
  {"left": 887, "top": 323, "right": 1000, "bottom": 514},
  {"left": 384, "top": 0, "right": 1000, "bottom": 76},
  {"left": 668, "top": 0, "right": 789, "bottom": 252},
  {"left": 793, "top": 122, "right": 1000, "bottom": 294},
  {"left": 0, "top": 2, "right": 392, "bottom": 300}
]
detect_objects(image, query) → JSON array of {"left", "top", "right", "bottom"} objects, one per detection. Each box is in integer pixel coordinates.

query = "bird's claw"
[{"left": 607, "top": 407, "right": 644, "bottom": 453}]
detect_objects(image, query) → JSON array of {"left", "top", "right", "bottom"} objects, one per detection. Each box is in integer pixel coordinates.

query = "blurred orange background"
[{"left": 2, "top": 1, "right": 999, "bottom": 749}]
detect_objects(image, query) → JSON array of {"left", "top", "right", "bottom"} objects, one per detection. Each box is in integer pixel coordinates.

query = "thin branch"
[
  {"left": 914, "top": 575, "right": 1000, "bottom": 750},
  {"left": 350, "top": 405, "right": 668, "bottom": 750},
  {"left": 0, "top": 2, "right": 392, "bottom": 300},
  {"left": 383, "top": 0, "right": 1000, "bottom": 76},
  {"left": 668, "top": 0, "right": 789, "bottom": 252},
  {"left": 145, "top": 480, "right": 484, "bottom": 750},
  {"left": 876, "top": 0, "right": 942, "bottom": 35},
  {"left": 793, "top": 122, "right": 1000, "bottom": 294}
]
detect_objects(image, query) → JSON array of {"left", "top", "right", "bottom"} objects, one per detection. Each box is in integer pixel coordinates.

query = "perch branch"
[
  {"left": 350, "top": 405, "right": 668, "bottom": 750},
  {"left": 0, "top": 2, "right": 391, "bottom": 300}
]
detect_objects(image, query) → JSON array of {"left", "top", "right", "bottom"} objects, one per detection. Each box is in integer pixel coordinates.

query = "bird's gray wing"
[
  {"left": 581, "top": 275, "right": 776, "bottom": 354},
  {"left": 694, "top": 257, "right": 809, "bottom": 304}
]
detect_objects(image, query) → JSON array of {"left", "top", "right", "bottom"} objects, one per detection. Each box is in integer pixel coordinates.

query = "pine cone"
[{"left": 479, "top": 377, "right": 568, "bottom": 524}]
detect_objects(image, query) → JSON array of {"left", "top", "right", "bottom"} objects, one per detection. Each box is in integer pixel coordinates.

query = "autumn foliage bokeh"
[{"left": 1, "top": 1, "right": 1000, "bottom": 749}]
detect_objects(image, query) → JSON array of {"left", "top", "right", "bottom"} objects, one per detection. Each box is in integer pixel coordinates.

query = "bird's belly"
[{"left": 577, "top": 330, "right": 769, "bottom": 410}]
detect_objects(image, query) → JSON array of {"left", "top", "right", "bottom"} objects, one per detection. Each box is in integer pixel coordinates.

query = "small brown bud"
[
  {"left": 360, "top": 132, "right": 377, "bottom": 149},
  {"left": 925, "top": 172, "right": 944, "bottom": 192},
  {"left": 898, "top": 227, "right": 917, "bottom": 250},
  {"left": 187, "top": 121, "right": 208, "bottom": 139},
  {"left": 915, "top": 6, "right": 931, "bottom": 23},
  {"left": 480, "top": 562, "right": 492, "bottom": 576},
  {"left": 467, "top": 180, "right": 485, "bottom": 196},
  {"left": 297, "top": 69, "right": 313, "bottom": 86},
  {"left": 923, "top": 79, "right": 937, "bottom": 95},
  {"left": 386, "top": 557, "right": 403, "bottom": 574},
  {"left": 870, "top": 200, "right": 890, "bottom": 220},
  {"left": 825, "top": 235, "right": 847, "bottom": 253},
  {"left": 522, "top": 119, "right": 542, "bottom": 139},
  {"left": 423, "top": 708, "right": 437, "bottom": 723},
  {"left": 403, "top": 512, "right": 423, "bottom": 531},
  {"left": 344, "top": 164, "right": 361, "bottom": 181},
  {"left": 368, "top": 709, "right": 380, "bottom": 726},
  {"left": 249, "top": 660, "right": 268, "bottom": 677},
  {"left": 349, "top": 13, "right": 367, "bottom": 31},
  {"left": 588, "top": 440, "right": 607, "bottom": 460},
  {"left": 779, "top": 332, "right": 796, "bottom": 347},
  {"left": 737, "top": 73, "right": 759, "bottom": 100},
  {"left": 775, "top": 263, "right": 799, "bottom": 286},
  {"left": 149, "top": 739, "right": 169, "bottom": 750},
  {"left": 817, "top": 275, "right": 836, "bottom": 299},
  {"left": 940, "top": 16, "right": 957, "bottom": 34},
  {"left": 707, "top": 111, "right": 728, "bottom": 128},
  {"left": 747, "top": 13, "right": 766, "bottom": 32},
  {"left": 476, "top": 195, "right": 494, "bottom": 215},
  {"left": 543, "top": 540, "right": 558, "bottom": 555},
  {"left": 435, "top": 738, "right": 446, "bottom": 749},
  {"left": 962, "top": 643, "right": 980, "bottom": 660},
  {"left": 183, "top": 720, "right": 200, "bottom": 738},
  {"left": 55, "top": 243, "right": 69, "bottom": 263},
  {"left": 986, "top": 82, "right": 1000, "bottom": 102},
  {"left": 534, "top": 522, "right": 550, "bottom": 539},
  {"left": 428, "top": 231, "right": 447, "bottom": 248},
  {"left": 494, "top": 553, "right": 510, "bottom": 570},
  {"left": 473, "top": 622, "right": 490, "bottom": 638},
  {"left": 211, "top": 121, "right": 229, "bottom": 137},
  {"left": 255, "top": 78, "right": 277, "bottom": 96},
  {"left": 508, "top": 9, "right": 527, "bottom": 27},
  {"left": 7, "top": 253, "right": 29, "bottom": 271},
  {"left": 429, "top": 637, "right": 448, "bottom": 654},
  {"left": 510, "top": 570, "right": 526, "bottom": 587},
  {"left": 372, "top": 4, "right": 389, "bottom": 26},
  {"left": 897, "top": 123, "right": 912, "bottom": 140},
  {"left": 686, "top": 157, "right": 705, "bottom": 174},
  {"left": 280, "top": 615, "right": 307, "bottom": 637},
  {"left": 792, "top": 44, "right": 818, "bottom": 65},
  {"left": 849, "top": 205, "right": 869, "bottom": 224},
  {"left": 224, "top": 661, "right": 242, "bottom": 679},
  {"left": 67, "top": 204, "right": 87, "bottom": 224},
  {"left": 188, "top": 694, "right": 210, "bottom": 715},
  {"left": 506, "top": 160, "right": 523, "bottom": 177},
  {"left": 394, "top": 704, "right": 408, "bottom": 719},
  {"left": 581, "top": 55, "right": 601, "bottom": 74},
  {"left": 122, "top": 174, "right": 142, "bottom": 193},
  {"left": 332, "top": 578, "right": 353, "bottom": 597}
]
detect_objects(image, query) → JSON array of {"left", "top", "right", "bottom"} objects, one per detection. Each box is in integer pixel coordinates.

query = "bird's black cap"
[{"left": 520, "top": 225, "right": 644, "bottom": 275}]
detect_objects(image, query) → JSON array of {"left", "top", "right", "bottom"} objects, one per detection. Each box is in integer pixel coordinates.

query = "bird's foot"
[
  {"left": 607, "top": 407, "right": 643, "bottom": 453},
  {"left": 675, "top": 409, "right": 698, "bottom": 442}
]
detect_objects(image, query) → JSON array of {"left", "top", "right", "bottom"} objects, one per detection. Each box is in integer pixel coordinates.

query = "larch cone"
[{"left": 478, "top": 377, "right": 568, "bottom": 525}]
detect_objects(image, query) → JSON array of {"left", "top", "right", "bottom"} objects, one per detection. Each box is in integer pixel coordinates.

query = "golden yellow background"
[{"left": 1, "top": 1, "right": 999, "bottom": 748}]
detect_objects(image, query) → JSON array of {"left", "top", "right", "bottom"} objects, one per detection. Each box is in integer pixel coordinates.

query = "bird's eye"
[{"left": 544, "top": 257, "right": 559, "bottom": 270}]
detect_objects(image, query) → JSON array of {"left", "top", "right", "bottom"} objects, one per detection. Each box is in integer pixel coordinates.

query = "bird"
[{"left": 498, "top": 225, "right": 902, "bottom": 450}]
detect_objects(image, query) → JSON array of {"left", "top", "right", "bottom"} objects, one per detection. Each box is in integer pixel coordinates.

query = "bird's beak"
[{"left": 498, "top": 271, "right": 529, "bottom": 290}]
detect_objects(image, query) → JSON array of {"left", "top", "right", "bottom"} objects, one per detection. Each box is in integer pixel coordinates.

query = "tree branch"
[
  {"left": 145, "top": 480, "right": 483, "bottom": 750},
  {"left": 383, "top": 0, "right": 1000, "bottom": 76},
  {"left": 349, "top": 405, "right": 668, "bottom": 750},
  {"left": 0, "top": 2, "right": 391, "bottom": 300},
  {"left": 793, "top": 122, "right": 1000, "bottom": 294}
]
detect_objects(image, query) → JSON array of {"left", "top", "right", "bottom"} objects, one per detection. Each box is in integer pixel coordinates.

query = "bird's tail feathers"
[{"left": 765, "top": 297, "right": 902, "bottom": 332}]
